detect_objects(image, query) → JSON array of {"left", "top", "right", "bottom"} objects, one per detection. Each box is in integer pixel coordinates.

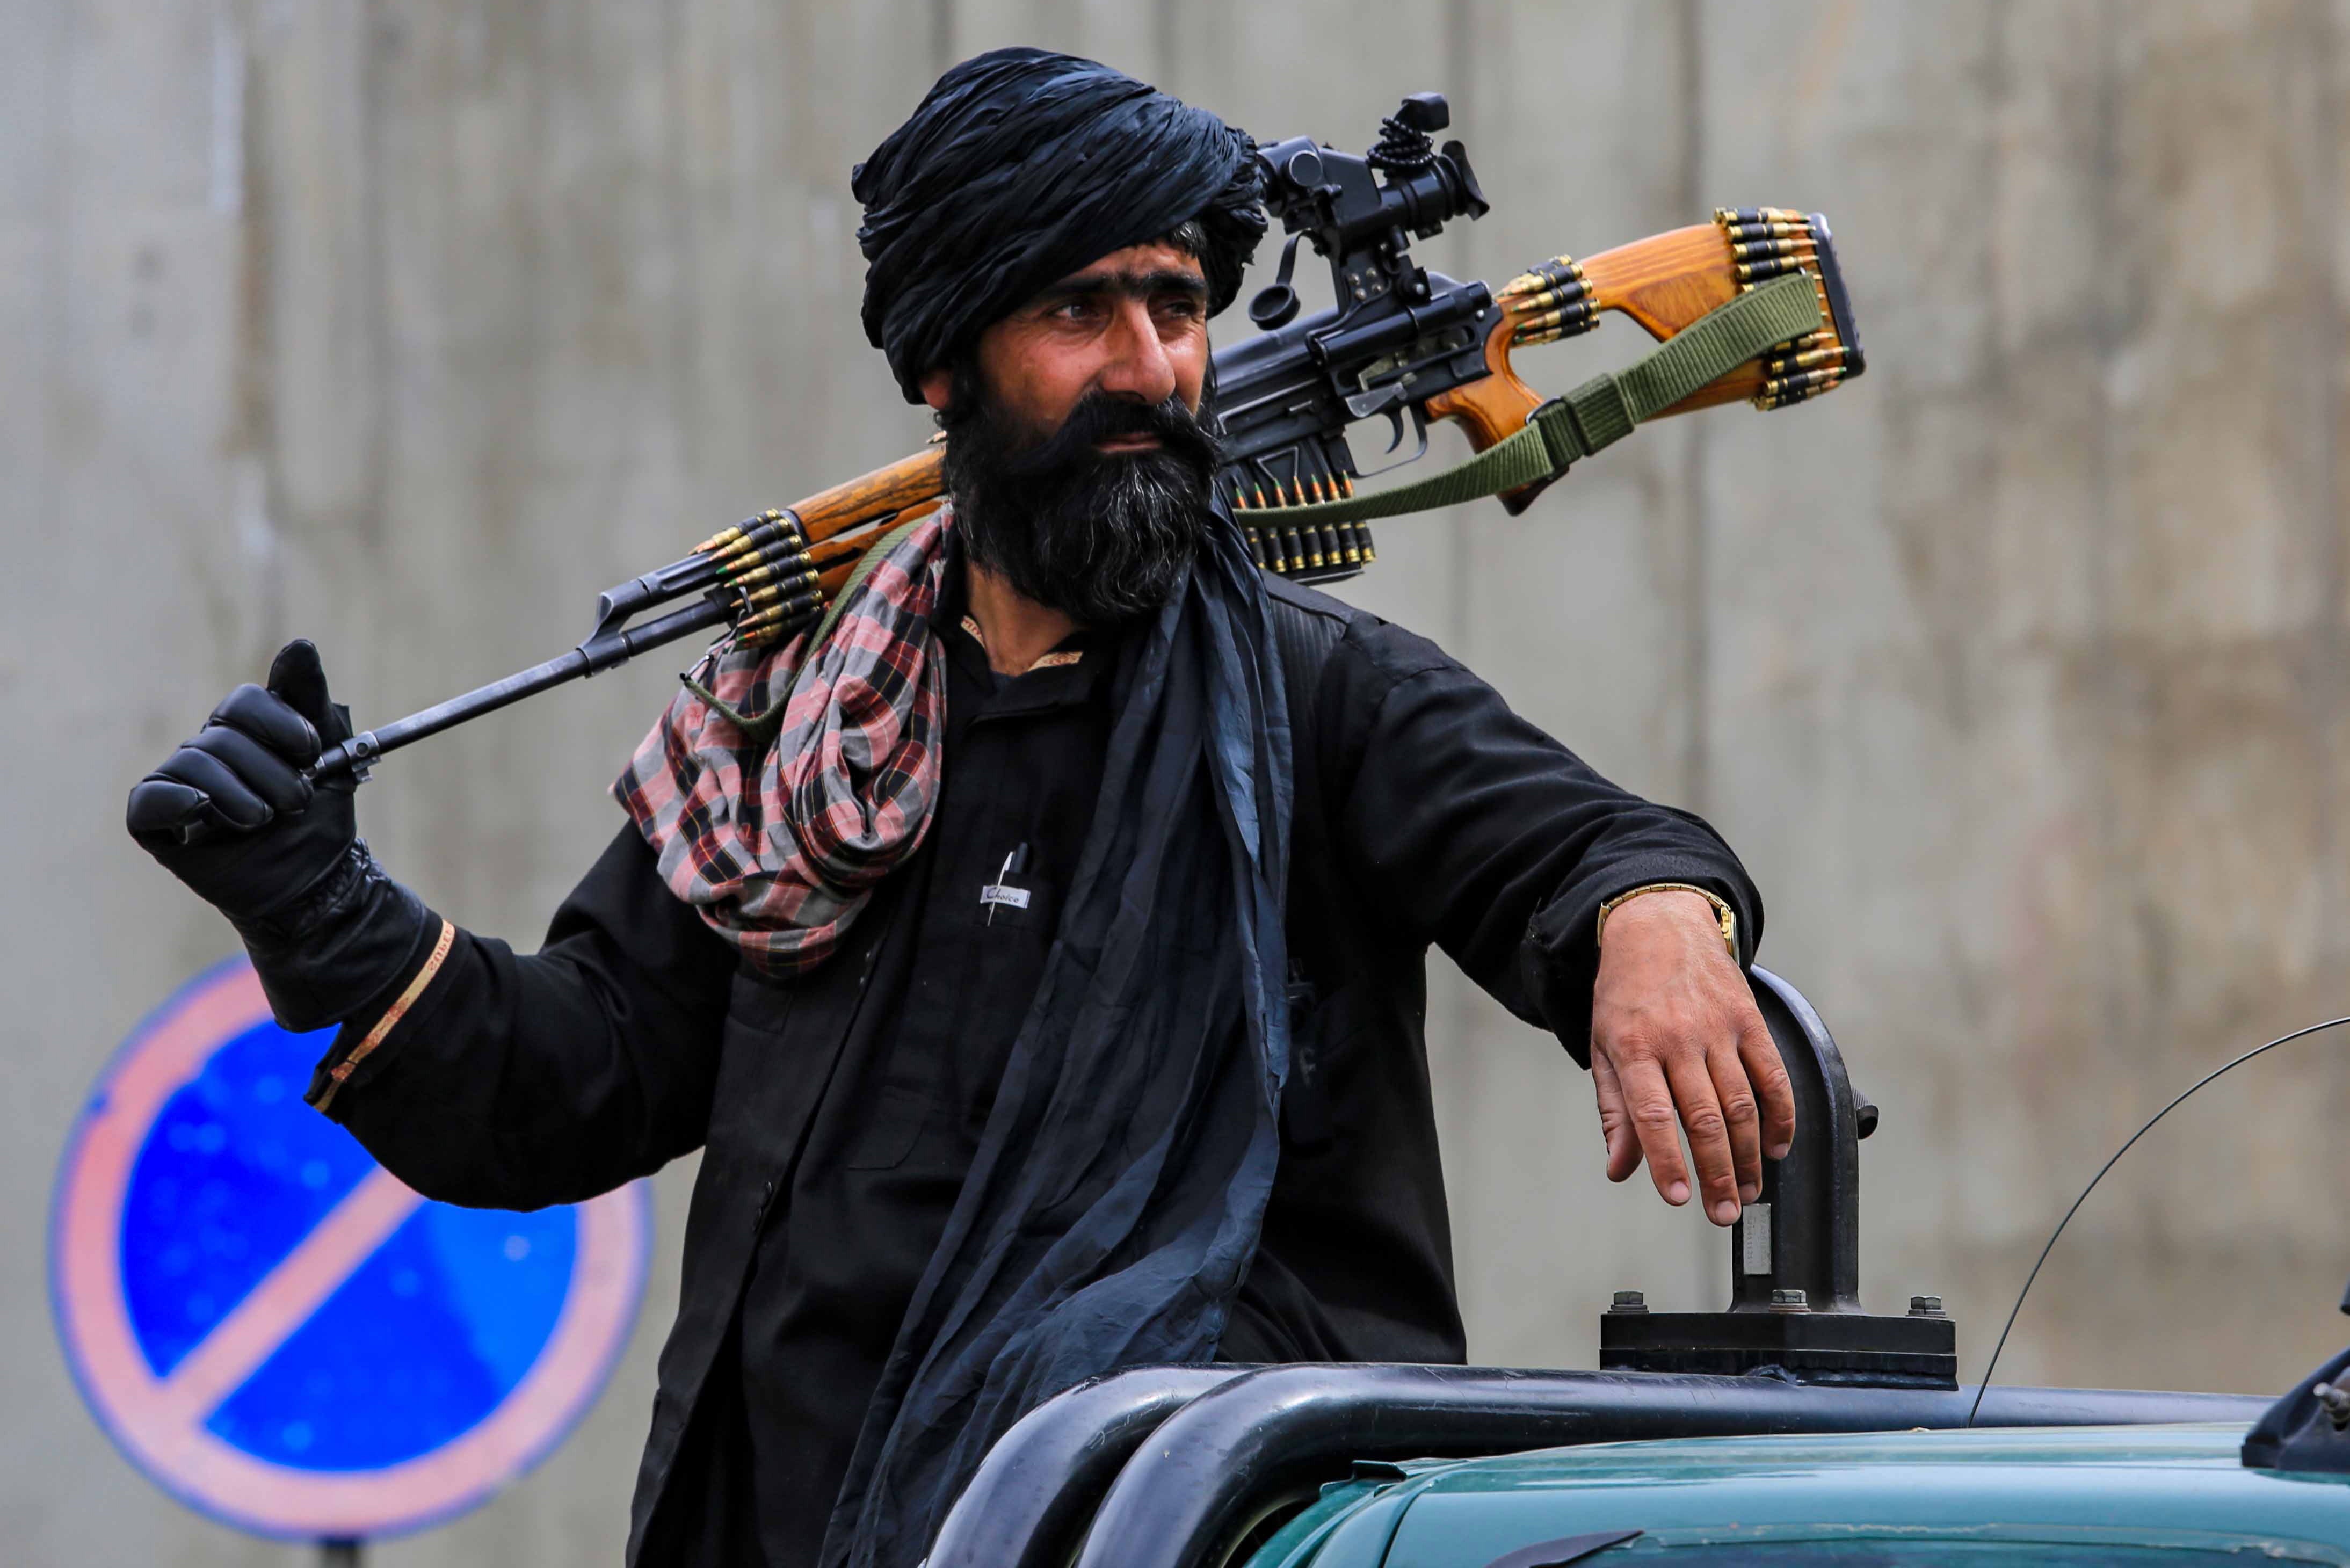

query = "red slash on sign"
[{"left": 149, "top": 1168, "right": 423, "bottom": 1435}]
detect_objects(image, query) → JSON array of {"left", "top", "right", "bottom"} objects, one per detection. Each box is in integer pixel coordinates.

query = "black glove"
[
  {"left": 129, "top": 641, "right": 431, "bottom": 1029},
  {"left": 129, "top": 640, "right": 354, "bottom": 921}
]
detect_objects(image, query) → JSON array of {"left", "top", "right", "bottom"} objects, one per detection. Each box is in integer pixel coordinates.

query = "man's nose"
[{"left": 1093, "top": 298, "right": 1177, "bottom": 405}]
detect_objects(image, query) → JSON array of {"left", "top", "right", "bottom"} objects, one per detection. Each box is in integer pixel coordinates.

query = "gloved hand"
[
  {"left": 129, "top": 641, "right": 430, "bottom": 1028},
  {"left": 129, "top": 640, "right": 354, "bottom": 928}
]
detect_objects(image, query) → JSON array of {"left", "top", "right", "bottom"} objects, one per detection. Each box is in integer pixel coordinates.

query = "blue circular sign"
[{"left": 52, "top": 958, "right": 652, "bottom": 1540}]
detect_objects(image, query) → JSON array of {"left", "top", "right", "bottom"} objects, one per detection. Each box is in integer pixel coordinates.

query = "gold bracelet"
[
  {"left": 313, "top": 917, "right": 455, "bottom": 1113},
  {"left": 1596, "top": 882, "right": 1738, "bottom": 963}
]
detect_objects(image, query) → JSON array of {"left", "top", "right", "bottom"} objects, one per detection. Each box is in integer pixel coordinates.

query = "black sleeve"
[
  {"left": 303, "top": 823, "right": 735, "bottom": 1208},
  {"left": 1323, "top": 616, "right": 1762, "bottom": 1066}
]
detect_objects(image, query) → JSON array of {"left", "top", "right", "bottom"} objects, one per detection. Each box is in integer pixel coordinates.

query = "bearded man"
[{"left": 128, "top": 48, "right": 1795, "bottom": 1568}]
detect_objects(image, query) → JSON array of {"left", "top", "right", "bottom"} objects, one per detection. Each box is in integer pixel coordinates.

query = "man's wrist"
[
  {"left": 309, "top": 915, "right": 457, "bottom": 1114},
  {"left": 237, "top": 847, "right": 436, "bottom": 1032},
  {"left": 234, "top": 839, "right": 376, "bottom": 949},
  {"left": 1596, "top": 882, "right": 1738, "bottom": 963}
]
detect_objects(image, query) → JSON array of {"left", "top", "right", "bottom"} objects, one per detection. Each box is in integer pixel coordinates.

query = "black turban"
[{"left": 853, "top": 47, "right": 1267, "bottom": 403}]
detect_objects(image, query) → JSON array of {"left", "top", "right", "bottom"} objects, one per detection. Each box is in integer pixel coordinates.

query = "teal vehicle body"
[
  {"left": 1244, "top": 1424, "right": 2350, "bottom": 1567},
  {"left": 918, "top": 969, "right": 2350, "bottom": 1568}
]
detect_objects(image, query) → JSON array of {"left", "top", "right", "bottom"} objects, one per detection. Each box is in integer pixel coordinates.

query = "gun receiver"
[{"left": 313, "top": 92, "right": 1862, "bottom": 780}]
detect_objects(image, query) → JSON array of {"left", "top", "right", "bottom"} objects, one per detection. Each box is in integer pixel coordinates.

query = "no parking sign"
[{"left": 50, "top": 957, "right": 652, "bottom": 1541}]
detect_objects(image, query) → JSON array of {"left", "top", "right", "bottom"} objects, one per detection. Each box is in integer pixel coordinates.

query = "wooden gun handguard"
[
  {"left": 784, "top": 445, "right": 947, "bottom": 600},
  {"left": 1426, "top": 209, "right": 1861, "bottom": 514}
]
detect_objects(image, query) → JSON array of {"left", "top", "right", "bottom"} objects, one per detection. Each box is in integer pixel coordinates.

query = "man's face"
[
  {"left": 919, "top": 242, "right": 1212, "bottom": 433},
  {"left": 922, "top": 241, "right": 1223, "bottom": 625}
]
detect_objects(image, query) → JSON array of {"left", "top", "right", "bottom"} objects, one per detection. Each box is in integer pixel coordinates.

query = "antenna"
[{"left": 1967, "top": 1014, "right": 2350, "bottom": 1426}]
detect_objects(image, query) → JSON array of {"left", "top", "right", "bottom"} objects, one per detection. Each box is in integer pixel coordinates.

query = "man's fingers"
[
  {"left": 186, "top": 726, "right": 313, "bottom": 817},
  {"left": 213, "top": 681, "right": 322, "bottom": 766},
  {"left": 1590, "top": 1050, "right": 1641, "bottom": 1182},
  {"left": 1665, "top": 1055, "right": 1740, "bottom": 1225},
  {"left": 1617, "top": 1056, "right": 1691, "bottom": 1207},
  {"left": 155, "top": 749, "right": 272, "bottom": 830},
  {"left": 1707, "top": 1041, "right": 1764, "bottom": 1204},
  {"left": 126, "top": 776, "right": 219, "bottom": 841},
  {"left": 1737, "top": 1014, "right": 1798, "bottom": 1160}
]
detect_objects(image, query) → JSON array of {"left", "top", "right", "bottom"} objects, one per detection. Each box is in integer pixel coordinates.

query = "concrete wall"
[{"left": 7, "top": 0, "right": 2348, "bottom": 1560}]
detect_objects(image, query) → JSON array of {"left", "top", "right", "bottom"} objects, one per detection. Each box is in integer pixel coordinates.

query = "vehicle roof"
[{"left": 1247, "top": 1424, "right": 2350, "bottom": 1567}]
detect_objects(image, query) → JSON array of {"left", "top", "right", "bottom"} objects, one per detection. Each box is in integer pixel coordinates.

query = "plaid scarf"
[{"left": 614, "top": 512, "right": 952, "bottom": 974}]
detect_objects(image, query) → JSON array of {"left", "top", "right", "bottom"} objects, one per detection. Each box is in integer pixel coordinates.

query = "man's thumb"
[{"left": 265, "top": 640, "right": 349, "bottom": 746}]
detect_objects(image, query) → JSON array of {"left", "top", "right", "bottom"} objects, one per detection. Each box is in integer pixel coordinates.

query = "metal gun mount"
[
  {"left": 2243, "top": 1346, "right": 2350, "bottom": 1475},
  {"left": 1245, "top": 91, "right": 1489, "bottom": 331},
  {"left": 1600, "top": 967, "right": 1960, "bottom": 1389},
  {"left": 1204, "top": 90, "right": 1498, "bottom": 575},
  {"left": 2240, "top": 1275, "right": 2350, "bottom": 1473}
]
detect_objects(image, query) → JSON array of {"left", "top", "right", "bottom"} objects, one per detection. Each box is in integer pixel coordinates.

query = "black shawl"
[
  {"left": 819, "top": 511, "right": 1293, "bottom": 1567},
  {"left": 832, "top": 55, "right": 1285, "bottom": 1564}
]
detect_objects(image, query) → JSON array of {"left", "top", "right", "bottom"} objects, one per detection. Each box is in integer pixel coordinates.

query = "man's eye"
[{"left": 1051, "top": 300, "right": 1102, "bottom": 322}]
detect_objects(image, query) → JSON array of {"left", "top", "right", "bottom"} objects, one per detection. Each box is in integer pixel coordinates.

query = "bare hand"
[{"left": 1589, "top": 890, "right": 1795, "bottom": 1225}]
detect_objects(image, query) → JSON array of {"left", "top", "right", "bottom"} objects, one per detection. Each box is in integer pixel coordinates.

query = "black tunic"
[{"left": 307, "top": 574, "right": 1764, "bottom": 1567}]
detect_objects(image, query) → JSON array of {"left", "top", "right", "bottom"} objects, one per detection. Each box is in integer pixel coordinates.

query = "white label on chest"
[{"left": 980, "top": 883, "right": 1032, "bottom": 911}]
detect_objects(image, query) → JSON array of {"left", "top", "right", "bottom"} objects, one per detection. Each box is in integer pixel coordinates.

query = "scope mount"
[
  {"left": 1600, "top": 968, "right": 1959, "bottom": 1389},
  {"left": 1250, "top": 92, "right": 1489, "bottom": 329}
]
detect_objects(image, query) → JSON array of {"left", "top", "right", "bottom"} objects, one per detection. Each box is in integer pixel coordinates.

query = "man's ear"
[{"left": 918, "top": 366, "right": 954, "bottom": 412}]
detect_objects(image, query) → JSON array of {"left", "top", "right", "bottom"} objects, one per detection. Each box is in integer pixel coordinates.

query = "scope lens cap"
[
  {"left": 1249, "top": 284, "right": 1301, "bottom": 331},
  {"left": 1282, "top": 148, "right": 1324, "bottom": 188},
  {"left": 1398, "top": 92, "right": 1450, "bottom": 132}
]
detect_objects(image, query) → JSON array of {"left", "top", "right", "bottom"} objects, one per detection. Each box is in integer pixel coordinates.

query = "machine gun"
[
  {"left": 1217, "top": 91, "right": 1859, "bottom": 578},
  {"left": 314, "top": 92, "right": 1863, "bottom": 780}
]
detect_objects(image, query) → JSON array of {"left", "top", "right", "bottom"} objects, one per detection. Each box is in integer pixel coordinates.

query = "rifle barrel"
[{"left": 312, "top": 594, "right": 734, "bottom": 780}]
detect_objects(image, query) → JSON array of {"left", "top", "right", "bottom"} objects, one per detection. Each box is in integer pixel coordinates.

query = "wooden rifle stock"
[{"left": 1425, "top": 207, "right": 1863, "bottom": 513}]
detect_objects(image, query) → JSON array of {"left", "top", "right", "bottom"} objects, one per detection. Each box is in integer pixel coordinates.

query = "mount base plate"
[{"left": 1600, "top": 1309, "right": 1956, "bottom": 1390}]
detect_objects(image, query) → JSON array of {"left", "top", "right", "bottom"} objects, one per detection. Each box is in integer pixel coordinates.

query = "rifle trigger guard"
[{"left": 1351, "top": 403, "right": 1429, "bottom": 480}]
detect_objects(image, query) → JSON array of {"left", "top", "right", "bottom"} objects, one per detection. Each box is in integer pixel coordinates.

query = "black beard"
[{"left": 938, "top": 362, "right": 1221, "bottom": 624}]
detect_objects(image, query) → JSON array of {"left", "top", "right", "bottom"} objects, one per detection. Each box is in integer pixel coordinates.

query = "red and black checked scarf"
[{"left": 613, "top": 511, "right": 951, "bottom": 974}]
